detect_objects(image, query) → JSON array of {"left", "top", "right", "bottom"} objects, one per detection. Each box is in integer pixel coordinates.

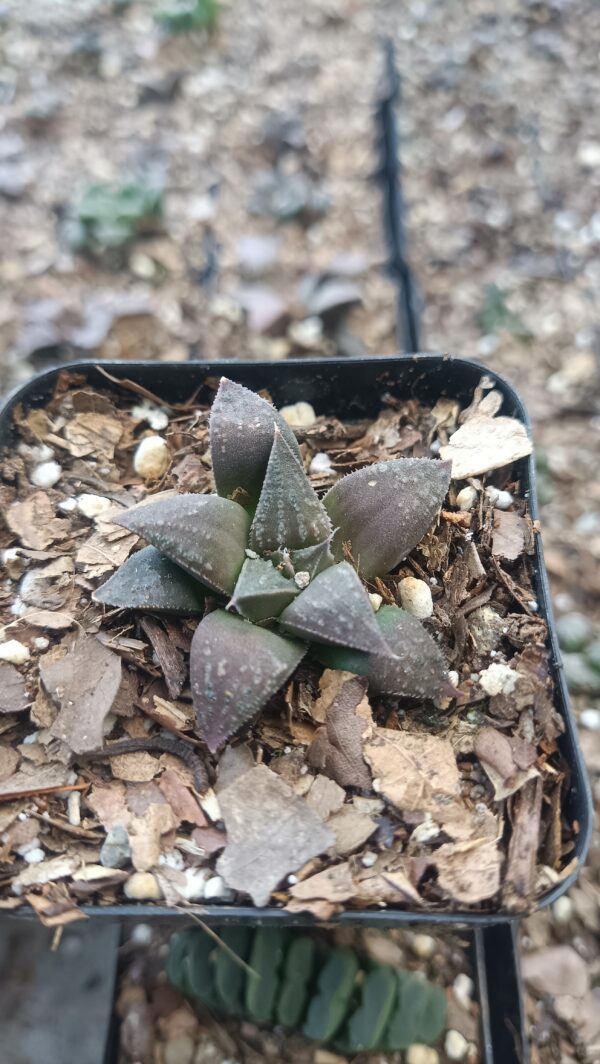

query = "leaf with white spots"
[
  {"left": 323, "top": 459, "right": 451, "bottom": 578},
  {"left": 228, "top": 556, "right": 298, "bottom": 622},
  {"left": 315, "top": 604, "right": 452, "bottom": 700},
  {"left": 190, "top": 610, "right": 306, "bottom": 752},
  {"left": 209, "top": 377, "right": 302, "bottom": 505},
  {"left": 279, "top": 562, "right": 390, "bottom": 656},
  {"left": 94, "top": 545, "right": 206, "bottom": 615},
  {"left": 249, "top": 428, "right": 332, "bottom": 554},
  {"left": 115, "top": 494, "right": 250, "bottom": 596},
  {"left": 270, "top": 537, "right": 335, "bottom": 580}
]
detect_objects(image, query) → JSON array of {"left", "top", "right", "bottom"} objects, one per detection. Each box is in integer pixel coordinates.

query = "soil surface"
[{"left": 0, "top": 0, "right": 599, "bottom": 1061}]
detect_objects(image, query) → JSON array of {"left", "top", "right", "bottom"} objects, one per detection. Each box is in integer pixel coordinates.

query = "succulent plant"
[{"left": 95, "top": 378, "right": 453, "bottom": 752}]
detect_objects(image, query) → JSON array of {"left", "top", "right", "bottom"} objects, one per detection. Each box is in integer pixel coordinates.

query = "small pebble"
[
  {"left": 369, "top": 592, "right": 383, "bottom": 612},
  {"left": 15, "top": 838, "right": 40, "bottom": 858},
  {"left": 24, "top": 847, "right": 46, "bottom": 865},
  {"left": 279, "top": 400, "right": 316, "bottom": 428},
  {"left": 77, "top": 493, "right": 113, "bottom": 519},
  {"left": 360, "top": 851, "right": 377, "bottom": 868},
  {"left": 478, "top": 662, "right": 518, "bottom": 696},
  {"left": 456, "top": 486, "right": 478, "bottom": 511},
  {"left": 406, "top": 1047, "right": 439, "bottom": 1064},
  {"left": 580, "top": 708, "right": 600, "bottom": 730},
  {"left": 58, "top": 497, "right": 78, "bottom": 513},
  {"left": 399, "top": 577, "right": 433, "bottom": 619},
  {"left": 130, "top": 923, "right": 153, "bottom": 946},
  {"left": 176, "top": 867, "right": 212, "bottom": 901},
  {"left": 203, "top": 875, "right": 233, "bottom": 901},
  {"left": 294, "top": 570, "right": 310, "bottom": 589},
  {"left": 133, "top": 435, "right": 170, "bottom": 480},
  {"left": 485, "top": 486, "right": 513, "bottom": 510},
  {"left": 552, "top": 895, "right": 573, "bottom": 924},
  {"left": 33, "top": 636, "right": 49, "bottom": 651},
  {"left": 411, "top": 933, "right": 436, "bottom": 959},
  {"left": 0, "top": 639, "right": 30, "bottom": 665},
  {"left": 30, "top": 460, "right": 62, "bottom": 489},
  {"left": 288, "top": 316, "right": 323, "bottom": 349},
  {"left": 2, "top": 548, "right": 26, "bottom": 579},
  {"left": 245, "top": 548, "right": 259, "bottom": 559},
  {"left": 164, "top": 1035, "right": 195, "bottom": 1064},
  {"left": 445, "top": 1029, "right": 469, "bottom": 1061},
  {"left": 309, "top": 451, "right": 333, "bottom": 475},
  {"left": 124, "top": 871, "right": 162, "bottom": 900},
  {"left": 556, "top": 612, "right": 594, "bottom": 652},
  {"left": 453, "top": 972, "right": 474, "bottom": 1009},
  {"left": 101, "top": 825, "right": 132, "bottom": 869}
]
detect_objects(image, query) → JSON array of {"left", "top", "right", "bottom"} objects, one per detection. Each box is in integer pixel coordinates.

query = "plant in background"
[
  {"left": 95, "top": 378, "right": 453, "bottom": 751},
  {"left": 167, "top": 926, "right": 447, "bottom": 1052},
  {"left": 154, "top": 0, "right": 219, "bottom": 33},
  {"left": 66, "top": 180, "right": 163, "bottom": 260}
]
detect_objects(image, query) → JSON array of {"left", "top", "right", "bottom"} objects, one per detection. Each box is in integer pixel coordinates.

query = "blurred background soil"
[{"left": 0, "top": 0, "right": 599, "bottom": 1060}]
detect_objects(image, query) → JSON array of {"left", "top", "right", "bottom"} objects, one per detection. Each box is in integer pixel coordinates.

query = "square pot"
[{"left": 0, "top": 353, "right": 591, "bottom": 926}]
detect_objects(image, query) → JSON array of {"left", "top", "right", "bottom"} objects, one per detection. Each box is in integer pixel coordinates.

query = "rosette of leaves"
[{"left": 95, "top": 378, "right": 452, "bottom": 753}]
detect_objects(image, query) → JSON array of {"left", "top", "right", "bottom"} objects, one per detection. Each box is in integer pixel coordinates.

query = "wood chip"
[
  {"left": 492, "top": 509, "right": 527, "bottom": 560},
  {"left": 440, "top": 414, "right": 532, "bottom": 479},
  {"left": 140, "top": 616, "right": 186, "bottom": 699},
  {"left": 502, "top": 776, "right": 543, "bottom": 911},
  {"left": 63, "top": 412, "right": 122, "bottom": 460},
  {"left": 0, "top": 761, "right": 71, "bottom": 800},
  {"left": 0, "top": 664, "right": 29, "bottom": 714}
]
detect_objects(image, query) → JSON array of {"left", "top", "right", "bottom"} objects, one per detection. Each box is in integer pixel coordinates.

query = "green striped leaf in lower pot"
[{"left": 276, "top": 935, "right": 317, "bottom": 1029}]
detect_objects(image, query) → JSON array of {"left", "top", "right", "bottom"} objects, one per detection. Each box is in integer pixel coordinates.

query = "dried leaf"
[
  {"left": 18, "top": 609, "right": 75, "bottom": 630},
  {"left": 249, "top": 427, "right": 331, "bottom": 553},
  {"left": 311, "top": 669, "right": 351, "bottom": 724},
  {"left": 353, "top": 852, "right": 423, "bottom": 906},
  {"left": 64, "top": 412, "right": 122, "bottom": 460},
  {"left": 439, "top": 415, "right": 532, "bottom": 479},
  {"left": 158, "top": 768, "right": 207, "bottom": 827},
  {"left": 41, "top": 634, "right": 122, "bottom": 754},
  {"left": 210, "top": 377, "right": 302, "bottom": 505},
  {"left": 434, "top": 838, "right": 501, "bottom": 904},
  {"left": 75, "top": 521, "right": 138, "bottom": 577},
  {"left": 503, "top": 776, "right": 543, "bottom": 910},
  {"left": 474, "top": 726, "right": 538, "bottom": 800},
  {"left": 288, "top": 862, "right": 355, "bottom": 904},
  {"left": 0, "top": 664, "right": 29, "bottom": 713},
  {"left": 0, "top": 761, "right": 71, "bottom": 800},
  {"left": 191, "top": 610, "right": 306, "bottom": 753},
  {"left": 216, "top": 765, "right": 335, "bottom": 906},
  {"left": 116, "top": 493, "right": 250, "bottom": 596},
  {"left": 491, "top": 509, "right": 527, "bottom": 561},
  {"left": 327, "top": 805, "right": 377, "bottom": 856},
  {"left": 7, "top": 492, "right": 69, "bottom": 550},
  {"left": 307, "top": 675, "right": 373, "bottom": 792},
  {"left": 12, "top": 854, "right": 79, "bottom": 890},
  {"left": 323, "top": 458, "right": 451, "bottom": 578},
  {"left": 364, "top": 727, "right": 460, "bottom": 819},
  {"left": 305, "top": 774, "right": 345, "bottom": 819}
]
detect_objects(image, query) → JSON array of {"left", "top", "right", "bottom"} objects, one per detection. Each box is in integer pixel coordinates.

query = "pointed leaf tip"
[
  {"left": 229, "top": 556, "right": 299, "bottom": 622},
  {"left": 94, "top": 545, "right": 205, "bottom": 615},
  {"left": 209, "top": 377, "right": 302, "bottom": 505},
  {"left": 279, "top": 561, "right": 390, "bottom": 656},
  {"left": 249, "top": 430, "right": 332, "bottom": 554},
  {"left": 191, "top": 610, "right": 306, "bottom": 752},
  {"left": 115, "top": 493, "right": 250, "bottom": 596},
  {"left": 323, "top": 458, "right": 451, "bottom": 578}
]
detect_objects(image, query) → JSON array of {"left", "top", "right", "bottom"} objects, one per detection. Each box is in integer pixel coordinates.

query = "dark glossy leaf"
[
  {"left": 249, "top": 428, "right": 331, "bottom": 553},
  {"left": 270, "top": 536, "right": 335, "bottom": 580},
  {"left": 210, "top": 377, "right": 302, "bottom": 505},
  {"left": 229, "top": 556, "right": 298, "bottom": 622},
  {"left": 115, "top": 493, "right": 250, "bottom": 596},
  {"left": 315, "top": 604, "right": 452, "bottom": 700},
  {"left": 323, "top": 458, "right": 451, "bottom": 578},
  {"left": 191, "top": 610, "right": 306, "bottom": 752},
  {"left": 279, "top": 562, "right": 389, "bottom": 656},
  {"left": 94, "top": 545, "right": 205, "bottom": 615}
]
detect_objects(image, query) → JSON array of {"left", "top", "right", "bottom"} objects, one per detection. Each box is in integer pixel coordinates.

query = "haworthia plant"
[
  {"left": 166, "top": 927, "right": 448, "bottom": 1053},
  {"left": 94, "top": 378, "right": 453, "bottom": 753}
]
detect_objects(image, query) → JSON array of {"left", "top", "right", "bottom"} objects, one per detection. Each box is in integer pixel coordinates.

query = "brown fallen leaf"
[
  {"left": 492, "top": 509, "right": 527, "bottom": 561},
  {"left": 327, "top": 805, "right": 377, "bottom": 856},
  {"left": 86, "top": 780, "right": 128, "bottom": 829},
  {"left": 41, "top": 633, "right": 122, "bottom": 755},
  {"left": 435, "top": 837, "right": 502, "bottom": 904},
  {"left": 353, "top": 852, "right": 423, "bottom": 906},
  {"left": 0, "top": 664, "right": 29, "bottom": 714},
  {"left": 474, "top": 726, "right": 538, "bottom": 800},
  {"left": 7, "top": 492, "right": 70, "bottom": 550},
  {"left": 216, "top": 765, "right": 335, "bottom": 906},
  {"left": 307, "top": 675, "right": 373, "bottom": 792},
  {"left": 288, "top": 862, "right": 355, "bottom": 904},
  {"left": 439, "top": 414, "right": 532, "bottom": 479},
  {"left": 158, "top": 768, "right": 207, "bottom": 827},
  {"left": 63, "top": 412, "right": 123, "bottom": 460},
  {"left": 75, "top": 520, "right": 138, "bottom": 577},
  {"left": 305, "top": 774, "right": 345, "bottom": 819},
  {"left": 364, "top": 727, "right": 461, "bottom": 817},
  {"left": 0, "top": 761, "right": 71, "bottom": 800}
]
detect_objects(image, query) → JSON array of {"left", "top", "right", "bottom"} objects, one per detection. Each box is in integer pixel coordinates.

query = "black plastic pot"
[{"left": 0, "top": 353, "right": 591, "bottom": 927}]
